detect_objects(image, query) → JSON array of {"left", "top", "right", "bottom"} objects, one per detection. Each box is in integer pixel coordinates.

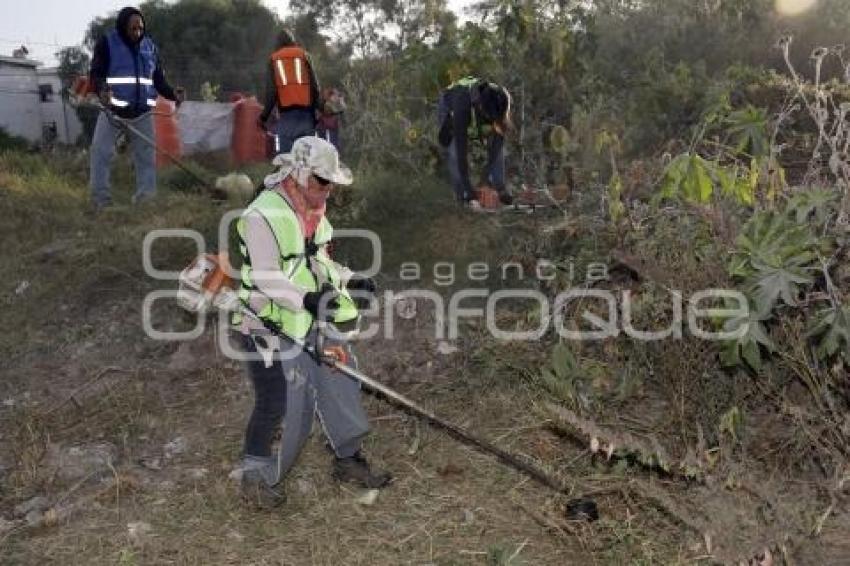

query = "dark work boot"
[
  {"left": 332, "top": 451, "right": 393, "bottom": 488},
  {"left": 241, "top": 468, "right": 285, "bottom": 509}
]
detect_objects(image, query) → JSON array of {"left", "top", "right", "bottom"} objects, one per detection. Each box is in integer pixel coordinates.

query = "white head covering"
[{"left": 264, "top": 136, "right": 353, "bottom": 189}]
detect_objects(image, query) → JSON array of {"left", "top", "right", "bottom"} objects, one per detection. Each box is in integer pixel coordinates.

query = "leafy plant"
[
  {"left": 719, "top": 306, "right": 774, "bottom": 371},
  {"left": 725, "top": 105, "right": 769, "bottom": 158},
  {"left": 0, "top": 128, "right": 31, "bottom": 152},
  {"left": 807, "top": 304, "right": 850, "bottom": 363},
  {"left": 722, "top": 196, "right": 846, "bottom": 370},
  {"left": 658, "top": 153, "right": 714, "bottom": 204},
  {"left": 729, "top": 210, "right": 825, "bottom": 315},
  {"left": 540, "top": 342, "right": 611, "bottom": 409},
  {"left": 787, "top": 188, "right": 840, "bottom": 224},
  {"left": 199, "top": 81, "right": 221, "bottom": 103},
  {"left": 657, "top": 151, "right": 763, "bottom": 206},
  {"left": 540, "top": 341, "right": 582, "bottom": 405},
  {"left": 596, "top": 130, "right": 625, "bottom": 223},
  {"left": 718, "top": 406, "right": 744, "bottom": 444}
]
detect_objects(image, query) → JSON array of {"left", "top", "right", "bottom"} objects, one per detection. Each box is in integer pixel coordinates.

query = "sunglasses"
[{"left": 312, "top": 174, "right": 333, "bottom": 187}]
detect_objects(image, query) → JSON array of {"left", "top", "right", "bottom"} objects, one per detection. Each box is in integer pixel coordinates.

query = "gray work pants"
[
  {"left": 241, "top": 332, "right": 370, "bottom": 487},
  {"left": 89, "top": 111, "right": 156, "bottom": 206}
]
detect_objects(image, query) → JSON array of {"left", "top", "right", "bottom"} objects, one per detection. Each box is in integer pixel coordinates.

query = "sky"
[{"left": 0, "top": 0, "right": 474, "bottom": 68}]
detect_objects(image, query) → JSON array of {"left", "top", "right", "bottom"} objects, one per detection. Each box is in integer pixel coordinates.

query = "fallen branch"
[{"left": 545, "top": 402, "right": 705, "bottom": 482}]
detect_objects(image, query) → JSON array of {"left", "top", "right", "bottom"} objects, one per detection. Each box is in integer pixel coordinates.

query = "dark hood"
[{"left": 116, "top": 6, "right": 145, "bottom": 45}]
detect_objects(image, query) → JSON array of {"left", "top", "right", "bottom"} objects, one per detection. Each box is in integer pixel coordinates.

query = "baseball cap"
[{"left": 270, "top": 136, "right": 353, "bottom": 186}]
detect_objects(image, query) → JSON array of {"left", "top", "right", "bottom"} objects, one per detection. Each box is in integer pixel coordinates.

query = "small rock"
[
  {"left": 228, "top": 468, "right": 244, "bottom": 482},
  {"left": 25, "top": 509, "right": 44, "bottom": 526},
  {"left": 188, "top": 467, "right": 208, "bottom": 480},
  {"left": 163, "top": 437, "right": 188, "bottom": 459},
  {"left": 127, "top": 521, "right": 152, "bottom": 546},
  {"left": 462, "top": 509, "right": 475, "bottom": 525},
  {"left": 2, "top": 398, "right": 14, "bottom": 407},
  {"left": 14, "top": 281, "right": 30, "bottom": 296},
  {"left": 436, "top": 341, "right": 459, "bottom": 355},
  {"left": 355, "top": 489, "right": 380, "bottom": 506},
  {"left": 139, "top": 457, "right": 162, "bottom": 471},
  {"left": 226, "top": 530, "right": 245, "bottom": 542},
  {"left": 45, "top": 442, "right": 115, "bottom": 482},
  {"left": 215, "top": 172, "right": 254, "bottom": 200},
  {"left": 14, "top": 496, "right": 49, "bottom": 518}
]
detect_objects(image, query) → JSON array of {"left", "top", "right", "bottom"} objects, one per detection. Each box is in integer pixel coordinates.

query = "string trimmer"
[{"left": 176, "top": 253, "right": 595, "bottom": 509}]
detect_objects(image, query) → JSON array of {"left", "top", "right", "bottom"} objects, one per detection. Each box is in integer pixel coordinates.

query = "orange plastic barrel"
[
  {"left": 154, "top": 97, "right": 181, "bottom": 169},
  {"left": 231, "top": 95, "right": 267, "bottom": 165}
]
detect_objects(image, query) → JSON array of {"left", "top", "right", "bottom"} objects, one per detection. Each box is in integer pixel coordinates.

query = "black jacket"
[{"left": 89, "top": 7, "right": 177, "bottom": 119}]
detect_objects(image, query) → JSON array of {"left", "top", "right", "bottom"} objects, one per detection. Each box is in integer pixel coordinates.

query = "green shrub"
[{"left": 0, "top": 129, "right": 31, "bottom": 152}]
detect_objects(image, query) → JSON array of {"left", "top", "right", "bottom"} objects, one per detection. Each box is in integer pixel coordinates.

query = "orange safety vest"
[{"left": 270, "top": 46, "right": 312, "bottom": 108}]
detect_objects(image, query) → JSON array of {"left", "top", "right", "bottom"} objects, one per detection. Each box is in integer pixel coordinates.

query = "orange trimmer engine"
[
  {"left": 177, "top": 253, "right": 238, "bottom": 313},
  {"left": 321, "top": 345, "right": 351, "bottom": 366}
]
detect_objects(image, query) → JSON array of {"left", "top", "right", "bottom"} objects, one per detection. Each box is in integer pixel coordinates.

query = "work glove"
[
  {"left": 346, "top": 274, "right": 376, "bottom": 309},
  {"left": 303, "top": 283, "right": 340, "bottom": 321}
]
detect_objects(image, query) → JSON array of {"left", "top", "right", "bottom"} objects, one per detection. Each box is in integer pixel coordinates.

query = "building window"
[{"left": 38, "top": 84, "right": 54, "bottom": 102}]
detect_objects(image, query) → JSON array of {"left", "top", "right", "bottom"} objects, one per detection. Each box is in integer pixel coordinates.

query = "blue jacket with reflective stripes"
[{"left": 106, "top": 30, "right": 157, "bottom": 114}]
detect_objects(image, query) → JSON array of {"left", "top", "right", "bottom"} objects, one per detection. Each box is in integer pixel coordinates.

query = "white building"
[
  {"left": 0, "top": 52, "right": 83, "bottom": 145},
  {"left": 0, "top": 54, "right": 41, "bottom": 142},
  {"left": 37, "top": 67, "right": 83, "bottom": 145}
]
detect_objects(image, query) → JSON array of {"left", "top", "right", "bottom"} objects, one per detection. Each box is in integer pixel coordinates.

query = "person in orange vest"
[{"left": 258, "top": 29, "right": 320, "bottom": 154}]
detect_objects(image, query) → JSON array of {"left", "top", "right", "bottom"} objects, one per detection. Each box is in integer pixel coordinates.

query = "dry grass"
[{"left": 2, "top": 150, "right": 848, "bottom": 565}]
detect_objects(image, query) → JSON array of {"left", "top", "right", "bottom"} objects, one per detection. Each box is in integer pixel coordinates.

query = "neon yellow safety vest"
[
  {"left": 232, "top": 190, "right": 358, "bottom": 338},
  {"left": 447, "top": 76, "right": 493, "bottom": 141}
]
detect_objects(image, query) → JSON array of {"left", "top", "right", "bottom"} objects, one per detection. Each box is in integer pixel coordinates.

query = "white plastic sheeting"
[{"left": 175, "top": 101, "right": 234, "bottom": 155}]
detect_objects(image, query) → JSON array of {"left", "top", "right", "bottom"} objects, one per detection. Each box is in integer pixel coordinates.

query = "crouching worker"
[
  {"left": 437, "top": 77, "right": 513, "bottom": 208},
  {"left": 232, "top": 136, "right": 391, "bottom": 508}
]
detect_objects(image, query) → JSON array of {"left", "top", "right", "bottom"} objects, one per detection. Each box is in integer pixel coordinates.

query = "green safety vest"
[
  {"left": 447, "top": 76, "right": 494, "bottom": 141},
  {"left": 232, "top": 190, "right": 358, "bottom": 339}
]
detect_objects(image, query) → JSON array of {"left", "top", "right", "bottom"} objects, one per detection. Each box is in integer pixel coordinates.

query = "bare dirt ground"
[
  {"left": 1, "top": 177, "right": 847, "bottom": 565},
  {"left": 1, "top": 292, "right": 599, "bottom": 565},
  {"left": 3, "top": 288, "right": 846, "bottom": 565}
]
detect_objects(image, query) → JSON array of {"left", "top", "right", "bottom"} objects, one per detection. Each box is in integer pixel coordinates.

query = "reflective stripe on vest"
[
  {"left": 275, "top": 59, "right": 288, "bottom": 85},
  {"left": 233, "top": 190, "right": 358, "bottom": 338},
  {"left": 110, "top": 96, "right": 156, "bottom": 107},
  {"left": 270, "top": 46, "right": 312, "bottom": 108},
  {"left": 106, "top": 30, "right": 157, "bottom": 112},
  {"left": 107, "top": 77, "right": 154, "bottom": 86}
]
